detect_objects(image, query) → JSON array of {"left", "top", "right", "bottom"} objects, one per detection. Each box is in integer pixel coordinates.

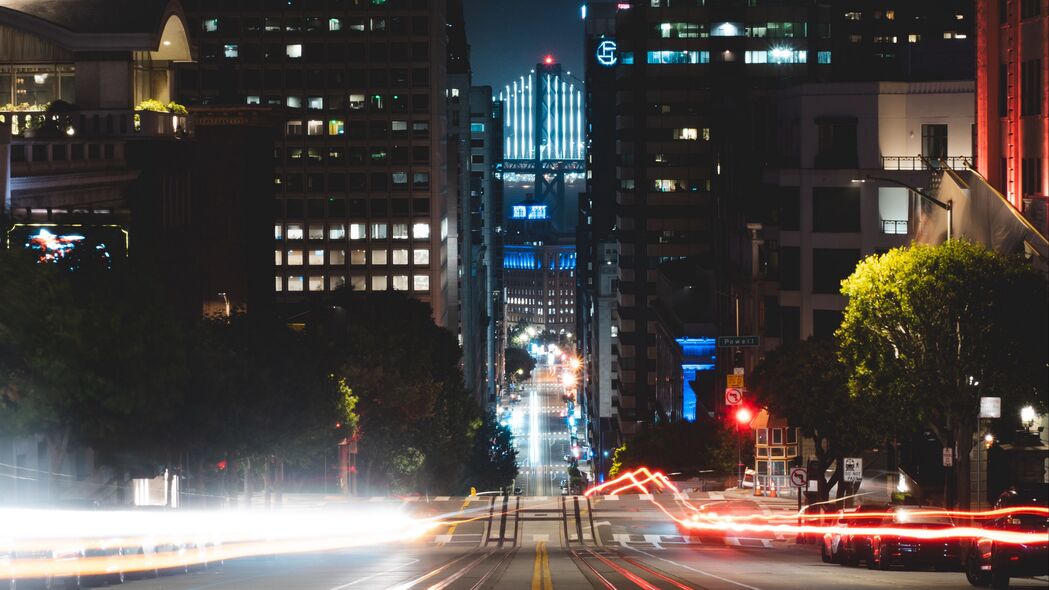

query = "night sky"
[{"left": 463, "top": 0, "right": 585, "bottom": 89}]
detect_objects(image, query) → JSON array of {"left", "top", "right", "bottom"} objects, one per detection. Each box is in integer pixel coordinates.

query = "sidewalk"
[{"left": 721, "top": 486, "right": 800, "bottom": 510}]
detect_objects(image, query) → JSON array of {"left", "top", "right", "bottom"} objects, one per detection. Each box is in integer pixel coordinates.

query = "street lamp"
[
  {"left": 735, "top": 407, "right": 753, "bottom": 488},
  {"left": 1021, "top": 405, "right": 1036, "bottom": 430},
  {"left": 851, "top": 175, "right": 953, "bottom": 241}
]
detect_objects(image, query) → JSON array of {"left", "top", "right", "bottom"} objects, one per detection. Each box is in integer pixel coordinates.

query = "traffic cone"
[
  {"left": 754, "top": 480, "right": 763, "bottom": 497},
  {"left": 768, "top": 480, "right": 777, "bottom": 498}
]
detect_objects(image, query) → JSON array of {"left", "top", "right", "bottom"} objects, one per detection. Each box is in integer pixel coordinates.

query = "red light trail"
[{"left": 585, "top": 468, "right": 1049, "bottom": 546}]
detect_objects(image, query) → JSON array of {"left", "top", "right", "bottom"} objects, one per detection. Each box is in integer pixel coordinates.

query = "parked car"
[
  {"left": 838, "top": 503, "right": 892, "bottom": 566},
  {"left": 820, "top": 509, "right": 849, "bottom": 563},
  {"left": 869, "top": 505, "right": 960, "bottom": 571},
  {"left": 963, "top": 484, "right": 1048, "bottom": 588}
]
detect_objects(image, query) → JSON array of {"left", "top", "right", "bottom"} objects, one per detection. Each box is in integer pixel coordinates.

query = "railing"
[
  {"left": 1, "top": 109, "right": 190, "bottom": 139},
  {"left": 881, "top": 219, "right": 909, "bottom": 235},
  {"left": 882, "top": 155, "right": 969, "bottom": 171}
]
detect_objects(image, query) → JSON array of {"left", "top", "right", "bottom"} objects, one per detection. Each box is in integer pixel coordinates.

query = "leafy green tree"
[
  {"left": 463, "top": 412, "right": 518, "bottom": 492},
  {"left": 838, "top": 241, "right": 1047, "bottom": 507},
  {"left": 752, "top": 338, "right": 883, "bottom": 501},
  {"left": 504, "top": 347, "right": 536, "bottom": 382},
  {"left": 612, "top": 418, "right": 740, "bottom": 476}
]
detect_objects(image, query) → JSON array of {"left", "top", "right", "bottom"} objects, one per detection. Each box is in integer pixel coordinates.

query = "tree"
[
  {"left": 838, "top": 241, "right": 1047, "bottom": 508},
  {"left": 504, "top": 347, "right": 536, "bottom": 382},
  {"left": 462, "top": 412, "right": 518, "bottom": 493},
  {"left": 751, "top": 338, "right": 883, "bottom": 501},
  {"left": 611, "top": 418, "right": 739, "bottom": 476}
]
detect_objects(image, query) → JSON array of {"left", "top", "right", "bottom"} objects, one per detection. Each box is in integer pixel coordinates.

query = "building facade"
[
  {"left": 975, "top": 0, "right": 1048, "bottom": 232},
  {"left": 503, "top": 244, "right": 577, "bottom": 334},
  {"left": 175, "top": 0, "right": 454, "bottom": 326}
]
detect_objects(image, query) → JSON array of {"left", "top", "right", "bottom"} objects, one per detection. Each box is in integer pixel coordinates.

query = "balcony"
[
  {"left": 2, "top": 108, "right": 190, "bottom": 140},
  {"left": 881, "top": 156, "right": 970, "bottom": 171},
  {"left": 881, "top": 219, "right": 909, "bottom": 235}
]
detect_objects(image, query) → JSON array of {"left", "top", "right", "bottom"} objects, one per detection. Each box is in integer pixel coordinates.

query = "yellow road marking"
[
  {"left": 531, "top": 541, "right": 552, "bottom": 590},
  {"left": 439, "top": 498, "right": 472, "bottom": 546}
]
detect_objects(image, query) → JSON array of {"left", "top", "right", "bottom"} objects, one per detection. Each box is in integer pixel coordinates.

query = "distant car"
[
  {"left": 869, "top": 505, "right": 959, "bottom": 571},
  {"left": 740, "top": 468, "right": 755, "bottom": 489},
  {"left": 964, "top": 484, "right": 1048, "bottom": 588}
]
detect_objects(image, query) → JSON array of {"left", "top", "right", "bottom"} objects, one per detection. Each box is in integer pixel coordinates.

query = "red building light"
[{"left": 544, "top": 55, "right": 554, "bottom": 65}]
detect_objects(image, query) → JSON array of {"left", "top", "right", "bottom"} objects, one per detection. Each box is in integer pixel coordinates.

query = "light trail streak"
[{"left": 584, "top": 468, "right": 1049, "bottom": 547}]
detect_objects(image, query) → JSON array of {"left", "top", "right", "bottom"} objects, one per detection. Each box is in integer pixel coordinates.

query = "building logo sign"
[{"left": 596, "top": 40, "right": 618, "bottom": 67}]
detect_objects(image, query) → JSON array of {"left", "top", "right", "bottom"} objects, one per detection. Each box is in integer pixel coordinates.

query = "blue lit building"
[{"left": 504, "top": 244, "right": 577, "bottom": 334}]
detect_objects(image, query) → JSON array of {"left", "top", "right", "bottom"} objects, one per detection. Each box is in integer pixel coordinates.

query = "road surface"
[{"left": 512, "top": 362, "right": 573, "bottom": 497}]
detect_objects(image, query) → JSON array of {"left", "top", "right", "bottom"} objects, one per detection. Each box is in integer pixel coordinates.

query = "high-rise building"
[
  {"left": 975, "top": 0, "right": 1048, "bottom": 231},
  {"left": 176, "top": 0, "right": 454, "bottom": 326}
]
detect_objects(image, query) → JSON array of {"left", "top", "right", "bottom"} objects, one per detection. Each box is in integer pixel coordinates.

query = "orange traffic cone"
[
  {"left": 768, "top": 480, "right": 778, "bottom": 498},
  {"left": 754, "top": 480, "right": 763, "bottom": 496}
]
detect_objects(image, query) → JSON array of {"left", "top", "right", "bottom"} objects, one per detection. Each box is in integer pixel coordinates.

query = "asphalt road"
[
  {"left": 82, "top": 493, "right": 1048, "bottom": 589},
  {"left": 513, "top": 363, "right": 573, "bottom": 497}
]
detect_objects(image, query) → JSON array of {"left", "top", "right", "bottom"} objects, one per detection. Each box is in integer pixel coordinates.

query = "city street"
[
  {"left": 512, "top": 361, "right": 574, "bottom": 497},
  {"left": 76, "top": 494, "right": 1049, "bottom": 589}
]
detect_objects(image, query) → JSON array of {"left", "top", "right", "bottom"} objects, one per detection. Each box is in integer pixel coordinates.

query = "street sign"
[
  {"left": 717, "top": 336, "right": 760, "bottom": 348},
  {"left": 733, "top": 367, "right": 745, "bottom": 375},
  {"left": 942, "top": 448, "right": 953, "bottom": 467},
  {"left": 724, "top": 388, "right": 743, "bottom": 406},
  {"left": 979, "top": 397, "right": 1001, "bottom": 419},
  {"left": 843, "top": 457, "right": 863, "bottom": 482},
  {"left": 726, "top": 374, "right": 745, "bottom": 388},
  {"left": 790, "top": 467, "right": 808, "bottom": 488}
]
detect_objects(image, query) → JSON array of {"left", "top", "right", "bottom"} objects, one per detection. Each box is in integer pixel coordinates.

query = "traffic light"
[{"left": 735, "top": 407, "right": 753, "bottom": 425}]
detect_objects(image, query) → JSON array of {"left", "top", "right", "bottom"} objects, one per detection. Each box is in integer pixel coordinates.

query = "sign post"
[
  {"left": 790, "top": 467, "right": 807, "bottom": 502},
  {"left": 843, "top": 457, "right": 863, "bottom": 482},
  {"left": 942, "top": 448, "right": 953, "bottom": 467},
  {"left": 716, "top": 336, "right": 760, "bottom": 348}
]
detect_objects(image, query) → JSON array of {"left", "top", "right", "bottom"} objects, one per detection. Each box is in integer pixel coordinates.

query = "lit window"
[
  {"left": 224, "top": 44, "right": 239, "bottom": 58},
  {"left": 817, "top": 51, "right": 832, "bottom": 64},
  {"left": 274, "top": 224, "right": 283, "bottom": 240},
  {"left": 330, "top": 249, "right": 346, "bottom": 265},
  {"left": 288, "top": 276, "right": 304, "bottom": 291},
  {"left": 451, "top": 88, "right": 460, "bottom": 97},
  {"left": 393, "top": 223, "right": 409, "bottom": 239},
  {"left": 413, "top": 275, "right": 430, "bottom": 291},
  {"left": 329, "top": 224, "right": 346, "bottom": 240},
  {"left": 287, "top": 250, "right": 304, "bottom": 265},
  {"left": 286, "top": 121, "right": 303, "bottom": 136},
  {"left": 371, "top": 275, "right": 388, "bottom": 290},
  {"left": 309, "top": 250, "right": 324, "bottom": 265},
  {"left": 646, "top": 50, "right": 707, "bottom": 64},
  {"left": 844, "top": 11, "right": 862, "bottom": 20},
  {"left": 330, "top": 276, "right": 346, "bottom": 291},
  {"left": 710, "top": 22, "right": 743, "bottom": 37},
  {"left": 908, "top": 34, "right": 920, "bottom": 43},
  {"left": 247, "top": 96, "right": 261, "bottom": 105},
  {"left": 372, "top": 249, "right": 389, "bottom": 265},
  {"left": 275, "top": 250, "right": 283, "bottom": 266},
  {"left": 350, "top": 249, "right": 367, "bottom": 265},
  {"left": 392, "top": 249, "right": 409, "bottom": 265},
  {"left": 275, "top": 276, "right": 283, "bottom": 291},
  {"left": 308, "top": 276, "right": 325, "bottom": 291},
  {"left": 351, "top": 275, "right": 366, "bottom": 291},
  {"left": 372, "top": 223, "right": 389, "bottom": 240},
  {"left": 412, "top": 223, "right": 430, "bottom": 239},
  {"left": 307, "top": 120, "right": 324, "bottom": 135},
  {"left": 413, "top": 248, "right": 430, "bottom": 265},
  {"left": 392, "top": 120, "right": 409, "bottom": 132},
  {"left": 309, "top": 224, "right": 324, "bottom": 240},
  {"left": 885, "top": 10, "right": 895, "bottom": 20},
  {"left": 286, "top": 44, "right": 303, "bottom": 58},
  {"left": 392, "top": 275, "right": 409, "bottom": 291},
  {"left": 287, "top": 96, "right": 303, "bottom": 108},
  {"left": 349, "top": 223, "right": 367, "bottom": 240},
  {"left": 371, "top": 17, "right": 386, "bottom": 31},
  {"left": 329, "top": 18, "right": 342, "bottom": 31},
  {"left": 308, "top": 96, "right": 324, "bottom": 110},
  {"left": 286, "top": 224, "right": 304, "bottom": 240},
  {"left": 349, "top": 94, "right": 366, "bottom": 110},
  {"left": 470, "top": 122, "right": 485, "bottom": 133},
  {"left": 328, "top": 119, "right": 345, "bottom": 135},
  {"left": 673, "top": 128, "right": 698, "bottom": 140},
  {"left": 203, "top": 18, "right": 219, "bottom": 32},
  {"left": 392, "top": 172, "right": 409, "bottom": 187}
]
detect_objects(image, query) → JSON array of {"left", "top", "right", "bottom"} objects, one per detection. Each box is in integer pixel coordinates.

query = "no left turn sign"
[
  {"left": 725, "top": 388, "right": 743, "bottom": 406},
  {"left": 789, "top": 467, "right": 807, "bottom": 488}
]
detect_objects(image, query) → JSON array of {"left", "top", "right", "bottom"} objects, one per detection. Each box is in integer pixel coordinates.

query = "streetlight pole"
[{"left": 856, "top": 175, "right": 953, "bottom": 241}]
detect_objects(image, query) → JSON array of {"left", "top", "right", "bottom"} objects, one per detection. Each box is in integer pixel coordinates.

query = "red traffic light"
[{"left": 735, "top": 407, "right": 753, "bottom": 425}]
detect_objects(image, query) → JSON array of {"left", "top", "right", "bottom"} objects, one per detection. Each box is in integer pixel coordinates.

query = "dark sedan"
[
  {"left": 964, "top": 485, "right": 1048, "bottom": 589},
  {"left": 869, "top": 505, "right": 960, "bottom": 571}
]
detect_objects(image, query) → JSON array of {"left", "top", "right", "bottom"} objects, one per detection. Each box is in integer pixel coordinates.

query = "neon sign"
[
  {"left": 511, "top": 205, "right": 549, "bottom": 220},
  {"left": 596, "top": 39, "right": 618, "bottom": 67}
]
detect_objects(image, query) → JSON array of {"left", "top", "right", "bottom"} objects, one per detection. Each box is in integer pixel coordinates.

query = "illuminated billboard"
[
  {"left": 511, "top": 205, "right": 549, "bottom": 220},
  {"left": 6, "top": 224, "right": 129, "bottom": 271}
]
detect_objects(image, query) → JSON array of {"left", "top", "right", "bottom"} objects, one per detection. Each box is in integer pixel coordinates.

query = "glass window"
[
  {"left": 330, "top": 249, "right": 346, "bottom": 265},
  {"left": 413, "top": 248, "right": 429, "bottom": 265},
  {"left": 329, "top": 18, "right": 342, "bottom": 32},
  {"left": 372, "top": 249, "right": 388, "bottom": 265},
  {"left": 287, "top": 96, "right": 303, "bottom": 109},
  {"left": 203, "top": 18, "right": 219, "bottom": 32},
  {"left": 308, "top": 250, "right": 324, "bottom": 265},
  {"left": 392, "top": 223, "right": 409, "bottom": 239},
  {"left": 392, "top": 249, "right": 409, "bottom": 265},
  {"left": 329, "top": 224, "right": 346, "bottom": 239},
  {"left": 392, "top": 275, "right": 409, "bottom": 291},
  {"left": 412, "top": 121, "right": 429, "bottom": 137},
  {"left": 412, "top": 223, "right": 430, "bottom": 239},
  {"left": 413, "top": 275, "right": 429, "bottom": 291},
  {"left": 392, "top": 171, "right": 409, "bottom": 187},
  {"left": 287, "top": 250, "right": 304, "bottom": 265},
  {"left": 771, "top": 428, "right": 783, "bottom": 445},
  {"left": 224, "top": 44, "right": 239, "bottom": 58},
  {"left": 371, "top": 275, "right": 388, "bottom": 290},
  {"left": 274, "top": 224, "right": 283, "bottom": 240},
  {"left": 786, "top": 428, "right": 798, "bottom": 444},
  {"left": 286, "top": 224, "right": 304, "bottom": 240},
  {"left": 371, "top": 223, "right": 388, "bottom": 240},
  {"left": 673, "top": 128, "right": 698, "bottom": 140},
  {"left": 710, "top": 22, "right": 743, "bottom": 36},
  {"left": 349, "top": 94, "right": 366, "bottom": 110},
  {"left": 350, "top": 249, "right": 367, "bottom": 265},
  {"left": 308, "top": 224, "right": 325, "bottom": 239},
  {"left": 330, "top": 275, "right": 346, "bottom": 290},
  {"left": 275, "top": 276, "right": 283, "bottom": 291},
  {"left": 286, "top": 44, "right": 303, "bottom": 59},
  {"left": 287, "top": 276, "right": 304, "bottom": 291},
  {"left": 412, "top": 172, "right": 430, "bottom": 189},
  {"left": 307, "top": 96, "right": 323, "bottom": 110},
  {"left": 329, "top": 119, "right": 345, "bottom": 135},
  {"left": 274, "top": 250, "right": 283, "bottom": 265},
  {"left": 757, "top": 428, "right": 768, "bottom": 445},
  {"left": 286, "top": 121, "right": 303, "bottom": 136},
  {"left": 308, "top": 276, "right": 325, "bottom": 291},
  {"left": 349, "top": 223, "right": 367, "bottom": 240},
  {"left": 307, "top": 120, "right": 324, "bottom": 136},
  {"left": 392, "top": 120, "right": 409, "bottom": 132},
  {"left": 350, "top": 275, "right": 366, "bottom": 291}
]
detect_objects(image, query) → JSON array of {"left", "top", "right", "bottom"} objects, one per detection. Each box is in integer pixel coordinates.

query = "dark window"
[
  {"left": 812, "top": 309, "right": 843, "bottom": 339},
  {"left": 812, "top": 187, "right": 860, "bottom": 232},
  {"left": 307, "top": 199, "right": 325, "bottom": 218},
  {"left": 781, "top": 306, "right": 801, "bottom": 344},
  {"left": 370, "top": 199, "right": 389, "bottom": 216},
  {"left": 921, "top": 124, "right": 948, "bottom": 162},
  {"left": 1021, "top": 0, "right": 1041, "bottom": 19},
  {"left": 779, "top": 246, "right": 800, "bottom": 291},
  {"left": 391, "top": 199, "right": 410, "bottom": 216},
  {"left": 286, "top": 198, "right": 304, "bottom": 218},
  {"left": 348, "top": 198, "right": 367, "bottom": 217},
  {"left": 328, "top": 198, "right": 346, "bottom": 217},
  {"left": 815, "top": 118, "right": 858, "bottom": 168},
  {"left": 1021, "top": 60, "right": 1042, "bottom": 115},
  {"left": 328, "top": 173, "right": 346, "bottom": 190},
  {"left": 812, "top": 248, "right": 861, "bottom": 294},
  {"left": 778, "top": 186, "right": 800, "bottom": 230},
  {"left": 763, "top": 296, "right": 781, "bottom": 337},
  {"left": 307, "top": 174, "right": 324, "bottom": 192},
  {"left": 348, "top": 173, "right": 367, "bottom": 191},
  {"left": 412, "top": 198, "right": 430, "bottom": 215},
  {"left": 999, "top": 64, "right": 1008, "bottom": 117}
]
